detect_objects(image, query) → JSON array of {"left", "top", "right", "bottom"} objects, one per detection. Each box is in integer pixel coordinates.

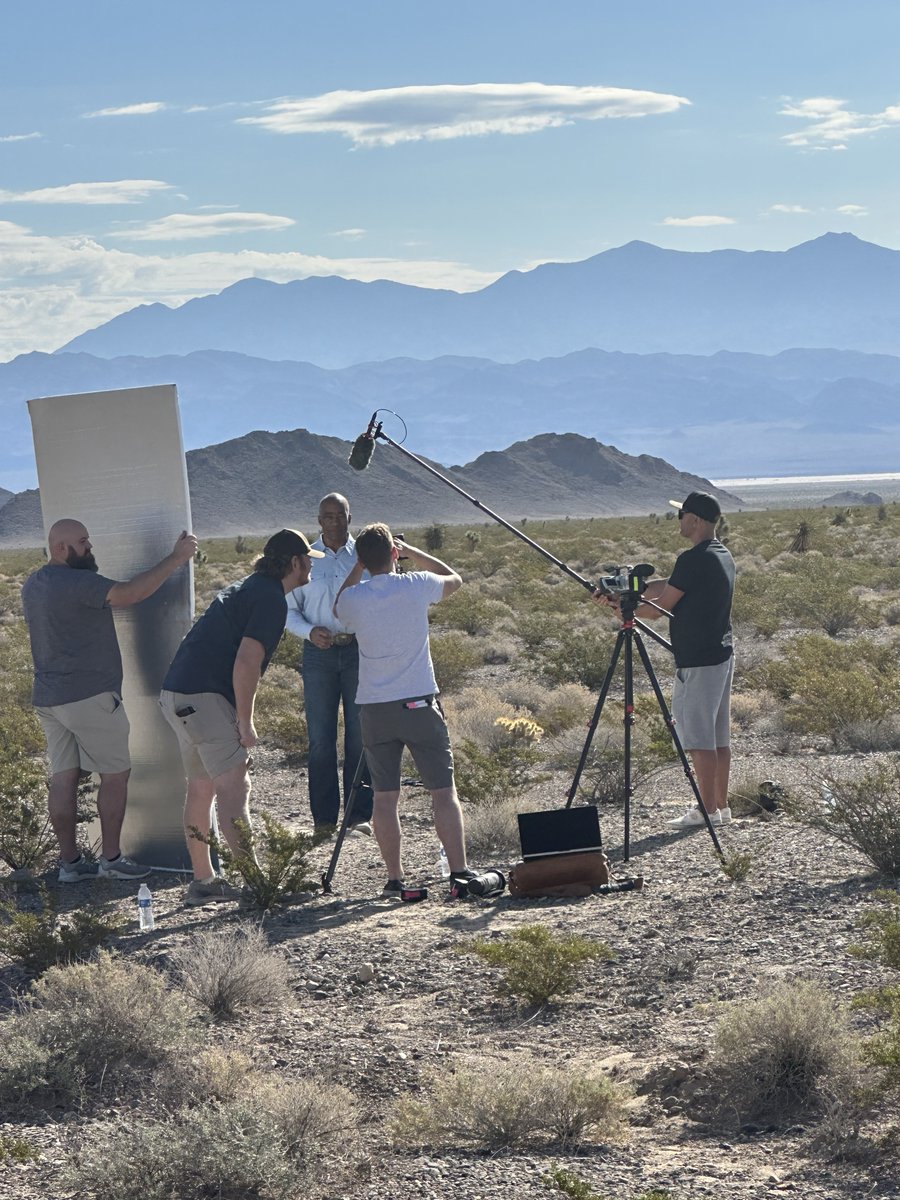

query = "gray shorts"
[
  {"left": 159, "top": 690, "right": 248, "bottom": 781},
  {"left": 35, "top": 691, "right": 131, "bottom": 776},
  {"left": 359, "top": 696, "right": 455, "bottom": 793},
  {"left": 672, "top": 658, "right": 734, "bottom": 751}
]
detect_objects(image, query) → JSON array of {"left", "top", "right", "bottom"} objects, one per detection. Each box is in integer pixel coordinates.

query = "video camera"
[{"left": 594, "top": 563, "right": 655, "bottom": 598}]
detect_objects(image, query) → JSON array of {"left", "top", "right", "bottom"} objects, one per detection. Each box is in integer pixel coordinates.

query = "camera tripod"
[{"left": 564, "top": 588, "right": 723, "bottom": 861}]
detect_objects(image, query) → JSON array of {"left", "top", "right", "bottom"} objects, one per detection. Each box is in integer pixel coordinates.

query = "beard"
[{"left": 67, "top": 547, "right": 98, "bottom": 572}]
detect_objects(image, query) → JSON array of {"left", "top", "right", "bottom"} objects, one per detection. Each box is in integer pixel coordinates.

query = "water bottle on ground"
[
  {"left": 437, "top": 844, "right": 450, "bottom": 879},
  {"left": 137, "top": 883, "right": 155, "bottom": 931}
]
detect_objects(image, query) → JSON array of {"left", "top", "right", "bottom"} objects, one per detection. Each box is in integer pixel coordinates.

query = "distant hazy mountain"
[
  {"left": 0, "top": 429, "right": 739, "bottom": 546},
  {"left": 57, "top": 234, "right": 900, "bottom": 364},
  {"left": 2, "top": 344, "right": 898, "bottom": 486}
]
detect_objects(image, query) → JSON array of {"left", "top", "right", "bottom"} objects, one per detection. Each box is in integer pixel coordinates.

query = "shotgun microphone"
[{"left": 348, "top": 412, "right": 379, "bottom": 471}]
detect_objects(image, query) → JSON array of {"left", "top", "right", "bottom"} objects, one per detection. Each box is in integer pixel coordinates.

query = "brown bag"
[{"left": 508, "top": 851, "right": 609, "bottom": 898}]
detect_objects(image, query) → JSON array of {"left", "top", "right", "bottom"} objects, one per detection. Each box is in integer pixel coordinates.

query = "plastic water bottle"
[
  {"left": 137, "top": 883, "right": 155, "bottom": 931},
  {"left": 437, "top": 844, "right": 450, "bottom": 879}
]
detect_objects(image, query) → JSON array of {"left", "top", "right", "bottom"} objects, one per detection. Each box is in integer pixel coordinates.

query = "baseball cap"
[
  {"left": 263, "top": 528, "right": 325, "bottom": 558},
  {"left": 668, "top": 491, "right": 722, "bottom": 523}
]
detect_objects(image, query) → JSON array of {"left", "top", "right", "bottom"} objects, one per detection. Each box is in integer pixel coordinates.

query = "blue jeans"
[{"left": 301, "top": 641, "right": 373, "bottom": 827}]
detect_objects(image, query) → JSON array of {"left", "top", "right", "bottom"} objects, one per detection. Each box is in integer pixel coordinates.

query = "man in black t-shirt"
[
  {"left": 594, "top": 491, "right": 735, "bottom": 829},
  {"left": 160, "top": 529, "right": 323, "bottom": 904}
]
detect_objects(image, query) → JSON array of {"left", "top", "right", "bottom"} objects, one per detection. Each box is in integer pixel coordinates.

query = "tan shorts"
[
  {"left": 159, "top": 689, "right": 248, "bottom": 781},
  {"left": 359, "top": 696, "right": 454, "bottom": 792},
  {"left": 35, "top": 691, "right": 131, "bottom": 776}
]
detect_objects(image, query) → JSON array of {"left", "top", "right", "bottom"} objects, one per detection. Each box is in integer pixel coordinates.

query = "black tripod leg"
[
  {"left": 623, "top": 630, "right": 635, "bottom": 862},
  {"left": 632, "top": 633, "right": 723, "bottom": 857},
  {"left": 321, "top": 750, "right": 369, "bottom": 894},
  {"left": 565, "top": 629, "right": 625, "bottom": 808}
]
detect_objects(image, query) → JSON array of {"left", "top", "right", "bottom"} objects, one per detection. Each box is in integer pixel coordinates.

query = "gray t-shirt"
[
  {"left": 22, "top": 564, "right": 122, "bottom": 706},
  {"left": 335, "top": 570, "right": 446, "bottom": 704}
]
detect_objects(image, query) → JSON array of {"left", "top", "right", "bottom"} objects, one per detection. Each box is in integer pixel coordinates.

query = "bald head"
[{"left": 48, "top": 519, "right": 97, "bottom": 571}]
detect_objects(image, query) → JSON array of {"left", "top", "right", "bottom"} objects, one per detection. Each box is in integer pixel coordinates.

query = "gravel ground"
[{"left": 2, "top": 744, "right": 899, "bottom": 1200}]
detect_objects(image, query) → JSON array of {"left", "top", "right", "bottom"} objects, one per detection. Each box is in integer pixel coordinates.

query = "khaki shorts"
[
  {"left": 159, "top": 690, "right": 248, "bottom": 781},
  {"left": 672, "top": 658, "right": 734, "bottom": 751},
  {"left": 360, "top": 696, "right": 454, "bottom": 792},
  {"left": 35, "top": 691, "right": 131, "bottom": 776}
]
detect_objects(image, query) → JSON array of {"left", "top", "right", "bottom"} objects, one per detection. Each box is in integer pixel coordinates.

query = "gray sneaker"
[
  {"left": 58, "top": 855, "right": 99, "bottom": 884},
  {"left": 98, "top": 854, "right": 151, "bottom": 879},
  {"left": 185, "top": 877, "right": 239, "bottom": 906}
]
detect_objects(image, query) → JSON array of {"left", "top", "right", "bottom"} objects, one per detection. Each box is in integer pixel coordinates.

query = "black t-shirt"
[
  {"left": 668, "top": 539, "right": 735, "bottom": 668},
  {"left": 163, "top": 573, "right": 287, "bottom": 706}
]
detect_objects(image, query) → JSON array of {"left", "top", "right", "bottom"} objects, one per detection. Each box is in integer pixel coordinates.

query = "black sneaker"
[
  {"left": 381, "top": 878, "right": 404, "bottom": 898},
  {"left": 449, "top": 869, "right": 478, "bottom": 898}
]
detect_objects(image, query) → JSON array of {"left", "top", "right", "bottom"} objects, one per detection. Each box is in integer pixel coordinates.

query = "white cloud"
[
  {"left": 0, "top": 131, "right": 42, "bottom": 143},
  {"left": 330, "top": 228, "right": 366, "bottom": 239},
  {"left": 767, "top": 203, "right": 810, "bottom": 214},
  {"left": 661, "top": 215, "right": 735, "bottom": 227},
  {"left": 85, "top": 101, "right": 166, "bottom": 118},
  {"left": 836, "top": 203, "right": 868, "bottom": 216},
  {"left": 780, "top": 95, "right": 900, "bottom": 149},
  {"left": 110, "top": 212, "right": 296, "bottom": 241},
  {"left": 0, "top": 180, "right": 172, "bottom": 205},
  {"left": 238, "top": 82, "right": 690, "bottom": 147},
  {"left": 0, "top": 220, "right": 501, "bottom": 360}
]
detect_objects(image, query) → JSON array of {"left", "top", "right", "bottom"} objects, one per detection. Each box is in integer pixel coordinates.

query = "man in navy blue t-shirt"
[{"left": 160, "top": 529, "right": 323, "bottom": 904}]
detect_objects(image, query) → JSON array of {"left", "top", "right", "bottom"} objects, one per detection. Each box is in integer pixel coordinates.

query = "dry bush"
[
  {"left": 497, "top": 679, "right": 593, "bottom": 734},
  {"left": 464, "top": 796, "right": 541, "bottom": 861},
  {"left": 730, "top": 691, "right": 767, "bottom": 731},
  {"left": 392, "top": 1059, "right": 626, "bottom": 1151},
  {"left": 0, "top": 952, "right": 189, "bottom": 1104},
  {"left": 170, "top": 925, "right": 291, "bottom": 1017},
  {"left": 67, "top": 1075, "right": 358, "bottom": 1200},
  {"left": 785, "top": 759, "right": 900, "bottom": 875},
  {"left": 430, "top": 631, "right": 481, "bottom": 692},
  {"left": 709, "top": 980, "right": 859, "bottom": 1125},
  {"left": 443, "top": 687, "right": 518, "bottom": 748},
  {"left": 254, "top": 664, "right": 307, "bottom": 759},
  {"left": 838, "top": 715, "right": 900, "bottom": 753}
]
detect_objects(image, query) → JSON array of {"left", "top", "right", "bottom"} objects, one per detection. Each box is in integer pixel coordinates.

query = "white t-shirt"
[{"left": 335, "top": 570, "right": 446, "bottom": 704}]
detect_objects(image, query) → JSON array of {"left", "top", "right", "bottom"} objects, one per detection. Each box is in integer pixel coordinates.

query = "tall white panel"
[{"left": 28, "top": 384, "right": 194, "bottom": 869}]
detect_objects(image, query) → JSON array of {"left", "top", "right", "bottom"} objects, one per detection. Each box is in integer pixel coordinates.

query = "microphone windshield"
[{"left": 348, "top": 434, "right": 376, "bottom": 472}]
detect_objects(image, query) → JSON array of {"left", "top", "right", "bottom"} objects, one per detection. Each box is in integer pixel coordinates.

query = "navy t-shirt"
[
  {"left": 668, "top": 539, "right": 735, "bottom": 668},
  {"left": 163, "top": 573, "right": 287, "bottom": 706}
]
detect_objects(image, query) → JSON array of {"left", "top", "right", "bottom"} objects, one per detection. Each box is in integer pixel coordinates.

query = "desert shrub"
[
  {"left": 254, "top": 664, "right": 307, "bottom": 757},
  {"left": 247, "top": 1075, "right": 359, "bottom": 1165},
  {"left": 758, "top": 634, "right": 900, "bottom": 742},
  {"left": 443, "top": 687, "right": 518, "bottom": 748},
  {"left": 727, "top": 773, "right": 786, "bottom": 818},
  {"left": 852, "top": 889, "right": 900, "bottom": 971},
  {"left": 709, "top": 980, "right": 859, "bottom": 1125},
  {"left": 535, "top": 627, "right": 616, "bottom": 691},
  {"left": 423, "top": 522, "right": 446, "bottom": 551},
  {"left": 730, "top": 691, "right": 766, "bottom": 731},
  {"left": 193, "top": 814, "right": 319, "bottom": 911},
  {"left": 392, "top": 1059, "right": 625, "bottom": 1151},
  {"left": 430, "top": 631, "right": 481, "bottom": 692},
  {"left": 171, "top": 925, "right": 290, "bottom": 1017},
  {"left": 839, "top": 715, "right": 900, "bottom": 752},
  {"left": 0, "top": 952, "right": 189, "bottom": 1103},
  {"left": 0, "top": 887, "right": 123, "bottom": 974},
  {"left": 464, "top": 797, "right": 544, "bottom": 861},
  {"left": 432, "top": 588, "right": 511, "bottom": 635},
  {"left": 455, "top": 717, "right": 545, "bottom": 806},
  {"left": 534, "top": 682, "right": 594, "bottom": 734},
  {"left": 784, "top": 760, "right": 900, "bottom": 875},
  {"left": 0, "top": 758, "right": 55, "bottom": 872},
  {"left": 718, "top": 848, "right": 757, "bottom": 882},
  {"left": 0, "top": 1133, "right": 39, "bottom": 1164},
  {"left": 461, "top": 924, "right": 613, "bottom": 1007}
]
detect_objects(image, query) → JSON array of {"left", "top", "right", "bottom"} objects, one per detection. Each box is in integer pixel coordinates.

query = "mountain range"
[
  {"left": 0, "top": 429, "right": 739, "bottom": 546},
  {"left": 58, "top": 233, "right": 900, "bottom": 365}
]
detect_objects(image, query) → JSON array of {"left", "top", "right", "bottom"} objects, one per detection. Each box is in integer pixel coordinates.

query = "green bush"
[
  {"left": 709, "top": 980, "right": 859, "bottom": 1125},
  {"left": 461, "top": 924, "right": 613, "bottom": 1007},
  {"left": 0, "top": 759, "right": 55, "bottom": 872},
  {"left": 430, "top": 631, "right": 481, "bottom": 692},
  {"left": 0, "top": 1133, "right": 39, "bottom": 1164},
  {"left": 784, "top": 760, "right": 900, "bottom": 875},
  {"left": 193, "top": 814, "right": 319, "bottom": 911},
  {"left": 0, "top": 887, "right": 123, "bottom": 974},
  {"left": 432, "top": 588, "right": 511, "bottom": 635},
  {"left": 454, "top": 716, "right": 545, "bottom": 805},
  {"left": 534, "top": 626, "right": 616, "bottom": 691}
]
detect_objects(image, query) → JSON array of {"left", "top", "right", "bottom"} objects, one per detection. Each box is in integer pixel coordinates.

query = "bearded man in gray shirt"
[{"left": 22, "top": 518, "right": 196, "bottom": 882}]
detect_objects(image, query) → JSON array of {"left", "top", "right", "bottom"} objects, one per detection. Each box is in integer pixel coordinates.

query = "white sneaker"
[
  {"left": 666, "top": 806, "right": 721, "bottom": 828},
  {"left": 718, "top": 806, "right": 733, "bottom": 825}
]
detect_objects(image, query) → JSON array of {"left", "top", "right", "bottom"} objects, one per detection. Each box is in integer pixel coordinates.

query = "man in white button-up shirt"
[{"left": 285, "top": 493, "right": 373, "bottom": 832}]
